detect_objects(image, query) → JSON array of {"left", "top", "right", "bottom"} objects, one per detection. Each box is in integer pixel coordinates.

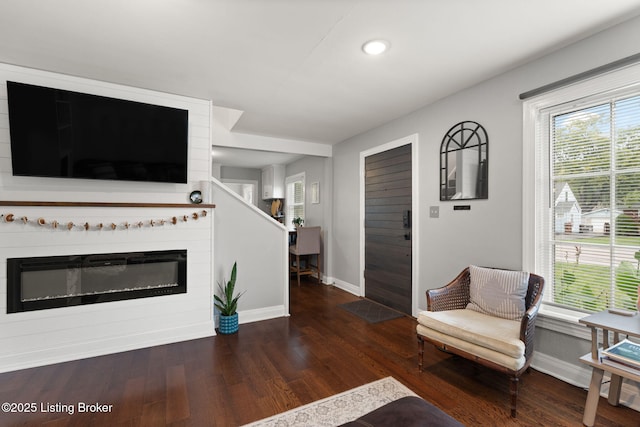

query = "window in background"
[
  {"left": 532, "top": 88, "right": 640, "bottom": 313},
  {"left": 286, "top": 173, "right": 305, "bottom": 230},
  {"left": 222, "top": 180, "right": 258, "bottom": 206}
]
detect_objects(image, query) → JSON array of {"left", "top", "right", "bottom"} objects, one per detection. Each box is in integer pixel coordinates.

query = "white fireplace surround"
[{"left": 0, "top": 63, "right": 214, "bottom": 372}]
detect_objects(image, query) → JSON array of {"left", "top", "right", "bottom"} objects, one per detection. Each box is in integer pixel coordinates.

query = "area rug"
[
  {"left": 339, "top": 299, "right": 404, "bottom": 323},
  {"left": 242, "top": 377, "right": 417, "bottom": 427}
]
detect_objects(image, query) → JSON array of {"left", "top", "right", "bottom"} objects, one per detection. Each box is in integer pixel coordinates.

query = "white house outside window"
[
  {"left": 286, "top": 173, "right": 305, "bottom": 230},
  {"left": 524, "top": 64, "right": 640, "bottom": 314}
]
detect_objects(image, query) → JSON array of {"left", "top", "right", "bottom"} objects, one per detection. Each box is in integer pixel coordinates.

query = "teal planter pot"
[{"left": 219, "top": 313, "right": 239, "bottom": 334}]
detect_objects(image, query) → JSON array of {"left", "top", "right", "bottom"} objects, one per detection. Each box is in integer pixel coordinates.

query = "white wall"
[
  {"left": 210, "top": 179, "right": 288, "bottom": 321},
  {"left": 0, "top": 63, "right": 214, "bottom": 372},
  {"left": 331, "top": 14, "right": 640, "bottom": 405}
]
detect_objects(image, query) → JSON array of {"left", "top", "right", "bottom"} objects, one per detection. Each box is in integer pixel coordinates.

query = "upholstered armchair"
[{"left": 416, "top": 266, "right": 544, "bottom": 417}]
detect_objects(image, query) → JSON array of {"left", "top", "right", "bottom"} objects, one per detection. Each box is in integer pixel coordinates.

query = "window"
[
  {"left": 524, "top": 64, "right": 640, "bottom": 314},
  {"left": 285, "top": 173, "right": 305, "bottom": 230}
]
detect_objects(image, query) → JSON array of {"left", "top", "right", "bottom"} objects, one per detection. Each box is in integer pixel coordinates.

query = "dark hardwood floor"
[{"left": 0, "top": 278, "right": 638, "bottom": 426}]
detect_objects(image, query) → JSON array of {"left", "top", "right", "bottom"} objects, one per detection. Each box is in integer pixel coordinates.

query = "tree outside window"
[{"left": 550, "top": 94, "right": 640, "bottom": 311}]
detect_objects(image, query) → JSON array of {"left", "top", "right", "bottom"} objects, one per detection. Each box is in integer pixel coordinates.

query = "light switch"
[{"left": 429, "top": 206, "right": 439, "bottom": 218}]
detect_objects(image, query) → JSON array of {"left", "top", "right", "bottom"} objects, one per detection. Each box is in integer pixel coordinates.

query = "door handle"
[{"left": 403, "top": 210, "right": 411, "bottom": 228}]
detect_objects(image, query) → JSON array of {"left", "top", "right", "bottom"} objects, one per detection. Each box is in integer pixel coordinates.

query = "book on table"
[
  {"left": 601, "top": 338, "right": 640, "bottom": 368},
  {"left": 599, "top": 351, "right": 640, "bottom": 376}
]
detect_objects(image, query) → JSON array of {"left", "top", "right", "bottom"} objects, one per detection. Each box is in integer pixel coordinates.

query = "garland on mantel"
[{"left": 0, "top": 210, "right": 209, "bottom": 231}]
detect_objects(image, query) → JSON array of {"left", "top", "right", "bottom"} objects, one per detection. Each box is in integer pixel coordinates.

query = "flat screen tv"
[{"left": 6, "top": 81, "right": 189, "bottom": 184}]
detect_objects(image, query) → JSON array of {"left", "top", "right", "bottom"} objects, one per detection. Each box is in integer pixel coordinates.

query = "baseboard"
[
  {"left": 532, "top": 351, "right": 591, "bottom": 388},
  {"left": 0, "top": 321, "right": 215, "bottom": 373},
  {"left": 532, "top": 351, "right": 640, "bottom": 412},
  {"left": 331, "top": 278, "right": 360, "bottom": 296},
  {"left": 238, "top": 305, "right": 288, "bottom": 324},
  {"left": 2, "top": 306, "right": 290, "bottom": 373},
  {"left": 320, "top": 275, "right": 335, "bottom": 287}
]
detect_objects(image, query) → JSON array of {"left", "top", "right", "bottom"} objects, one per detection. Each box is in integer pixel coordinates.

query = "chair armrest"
[
  {"left": 520, "top": 275, "right": 544, "bottom": 360},
  {"left": 427, "top": 268, "right": 470, "bottom": 312},
  {"left": 520, "top": 303, "right": 540, "bottom": 360}
]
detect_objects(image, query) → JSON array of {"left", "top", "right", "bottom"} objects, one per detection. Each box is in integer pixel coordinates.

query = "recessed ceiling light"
[{"left": 362, "top": 39, "right": 389, "bottom": 55}]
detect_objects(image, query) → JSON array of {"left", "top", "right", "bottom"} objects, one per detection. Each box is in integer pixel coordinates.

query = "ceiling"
[
  {"left": 2, "top": 1, "right": 640, "bottom": 153},
  {"left": 212, "top": 146, "right": 303, "bottom": 169}
]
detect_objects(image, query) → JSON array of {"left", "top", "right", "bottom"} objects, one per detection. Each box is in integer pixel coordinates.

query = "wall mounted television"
[{"left": 6, "top": 81, "right": 189, "bottom": 184}]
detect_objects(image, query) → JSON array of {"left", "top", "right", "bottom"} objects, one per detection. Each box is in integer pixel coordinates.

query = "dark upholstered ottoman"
[{"left": 339, "top": 396, "right": 464, "bottom": 427}]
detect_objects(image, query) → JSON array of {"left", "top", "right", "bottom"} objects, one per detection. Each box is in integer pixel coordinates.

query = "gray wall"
[
  {"left": 286, "top": 156, "right": 326, "bottom": 228},
  {"left": 286, "top": 155, "right": 332, "bottom": 279},
  {"left": 211, "top": 180, "right": 288, "bottom": 319},
  {"left": 220, "top": 165, "right": 272, "bottom": 215},
  {"left": 330, "top": 15, "right": 640, "bottom": 385}
]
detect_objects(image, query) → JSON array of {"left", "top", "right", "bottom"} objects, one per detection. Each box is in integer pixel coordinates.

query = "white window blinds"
[
  {"left": 285, "top": 173, "right": 305, "bottom": 230},
  {"left": 545, "top": 92, "right": 640, "bottom": 311}
]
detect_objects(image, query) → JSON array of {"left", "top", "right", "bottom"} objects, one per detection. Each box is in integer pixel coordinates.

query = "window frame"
[{"left": 523, "top": 62, "right": 640, "bottom": 327}]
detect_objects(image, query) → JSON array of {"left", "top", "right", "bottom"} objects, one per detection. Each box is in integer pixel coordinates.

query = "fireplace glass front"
[{"left": 7, "top": 250, "right": 187, "bottom": 313}]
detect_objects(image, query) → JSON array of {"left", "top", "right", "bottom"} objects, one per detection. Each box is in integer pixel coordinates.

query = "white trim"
[
  {"left": 0, "top": 321, "right": 214, "bottom": 373},
  {"left": 209, "top": 105, "right": 217, "bottom": 334},
  {"left": 282, "top": 228, "right": 290, "bottom": 316},
  {"left": 412, "top": 137, "right": 420, "bottom": 317},
  {"left": 286, "top": 172, "right": 306, "bottom": 182},
  {"left": 238, "top": 305, "right": 289, "bottom": 324},
  {"left": 533, "top": 351, "right": 640, "bottom": 412},
  {"left": 537, "top": 305, "right": 592, "bottom": 340},
  {"left": 532, "top": 351, "right": 592, "bottom": 389},
  {"left": 332, "top": 278, "right": 360, "bottom": 296},
  {"left": 212, "top": 177, "right": 287, "bottom": 231},
  {"left": 220, "top": 178, "right": 258, "bottom": 185},
  {"left": 359, "top": 134, "right": 420, "bottom": 315},
  {"left": 322, "top": 275, "right": 335, "bottom": 286},
  {"left": 222, "top": 131, "right": 333, "bottom": 157},
  {"left": 521, "top": 103, "right": 538, "bottom": 274}
]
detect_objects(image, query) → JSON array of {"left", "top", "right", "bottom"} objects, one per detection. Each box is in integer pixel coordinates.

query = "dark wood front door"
[{"left": 364, "top": 143, "right": 412, "bottom": 314}]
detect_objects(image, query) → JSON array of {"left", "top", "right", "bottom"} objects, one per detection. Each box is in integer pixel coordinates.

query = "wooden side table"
[{"left": 578, "top": 310, "right": 640, "bottom": 426}]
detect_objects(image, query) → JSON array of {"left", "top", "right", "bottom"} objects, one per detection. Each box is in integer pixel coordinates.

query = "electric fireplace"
[{"left": 7, "top": 249, "right": 187, "bottom": 313}]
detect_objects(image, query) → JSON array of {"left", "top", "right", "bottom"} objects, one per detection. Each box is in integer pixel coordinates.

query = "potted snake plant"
[{"left": 214, "top": 262, "right": 245, "bottom": 334}]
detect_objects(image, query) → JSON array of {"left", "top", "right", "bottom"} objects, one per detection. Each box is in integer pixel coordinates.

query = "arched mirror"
[{"left": 440, "top": 121, "right": 488, "bottom": 201}]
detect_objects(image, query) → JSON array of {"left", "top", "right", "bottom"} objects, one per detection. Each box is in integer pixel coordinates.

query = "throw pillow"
[{"left": 467, "top": 265, "right": 530, "bottom": 321}]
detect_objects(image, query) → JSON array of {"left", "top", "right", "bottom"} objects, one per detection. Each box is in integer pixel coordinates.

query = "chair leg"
[
  {"left": 296, "top": 254, "right": 301, "bottom": 287},
  {"left": 510, "top": 376, "right": 518, "bottom": 418},
  {"left": 417, "top": 336, "right": 424, "bottom": 372},
  {"left": 317, "top": 252, "right": 322, "bottom": 285}
]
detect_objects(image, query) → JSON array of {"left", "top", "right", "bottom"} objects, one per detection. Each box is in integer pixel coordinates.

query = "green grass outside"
[{"left": 554, "top": 261, "right": 638, "bottom": 312}]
